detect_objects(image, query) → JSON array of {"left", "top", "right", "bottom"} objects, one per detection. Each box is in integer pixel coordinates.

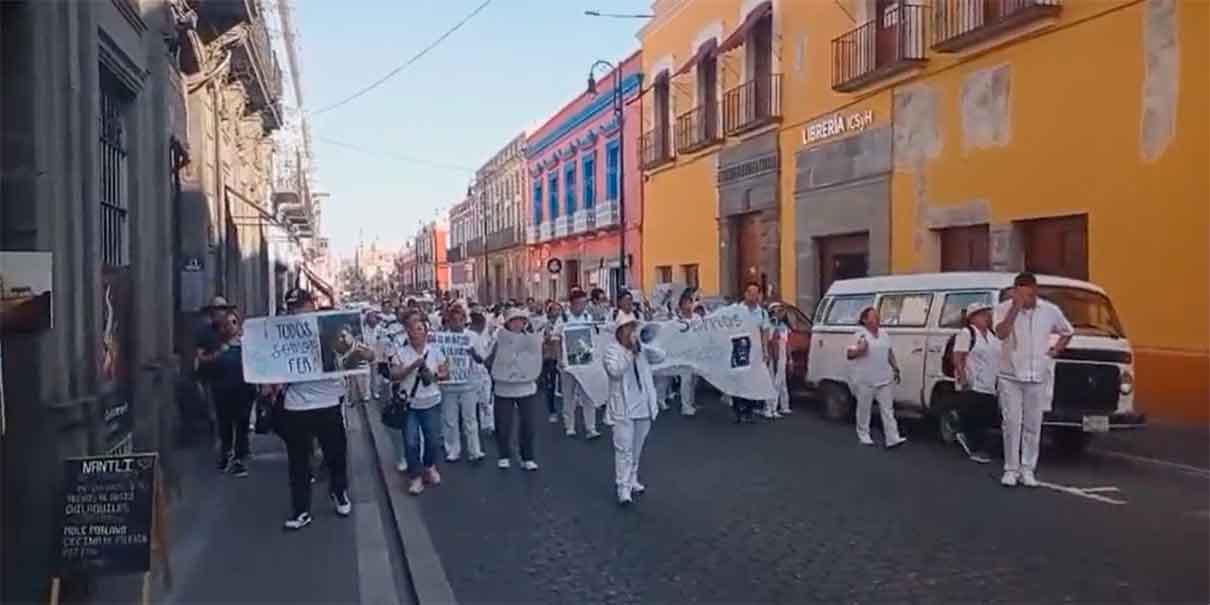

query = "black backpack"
[{"left": 941, "top": 326, "right": 977, "bottom": 379}]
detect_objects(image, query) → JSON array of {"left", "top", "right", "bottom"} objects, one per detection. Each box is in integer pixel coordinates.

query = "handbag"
[{"left": 381, "top": 357, "right": 424, "bottom": 430}]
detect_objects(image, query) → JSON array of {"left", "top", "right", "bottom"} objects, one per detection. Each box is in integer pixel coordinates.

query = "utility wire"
[
  {"left": 317, "top": 136, "right": 475, "bottom": 173},
  {"left": 311, "top": 0, "right": 495, "bottom": 115}
]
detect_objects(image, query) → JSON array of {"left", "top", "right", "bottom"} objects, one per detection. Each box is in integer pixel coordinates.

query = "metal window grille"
[{"left": 99, "top": 67, "right": 131, "bottom": 267}]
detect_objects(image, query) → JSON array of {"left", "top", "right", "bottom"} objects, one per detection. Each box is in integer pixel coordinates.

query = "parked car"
[
  {"left": 805, "top": 272, "right": 1145, "bottom": 454},
  {"left": 769, "top": 301, "right": 813, "bottom": 390}
]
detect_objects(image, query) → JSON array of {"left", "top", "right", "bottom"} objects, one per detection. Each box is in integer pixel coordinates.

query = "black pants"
[
  {"left": 734, "top": 397, "right": 759, "bottom": 422},
  {"left": 956, "top": 390, "right": 999, "bottom": 453},
  {"left": 281, "top": 405, "right": 348, "bottom": 516},
  {"left": 214, "top": 388, "right": 253, "bottom": 460},
  {"left": 540, "top": 360, "right": 559, "bottom": 416},
  {"left": 494, "top": 394, "right": 537, "bottom": 462}
]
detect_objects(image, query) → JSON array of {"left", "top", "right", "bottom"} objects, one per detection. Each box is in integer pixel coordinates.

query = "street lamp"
[
  {"left": 584, "top": 10, "right": 654, "bottom": 18},
  {"left": 587, "top": 59, "right": 627, "bottom": 292}
]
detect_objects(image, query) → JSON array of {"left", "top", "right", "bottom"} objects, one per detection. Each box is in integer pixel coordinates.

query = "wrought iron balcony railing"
[
  {"left": 831, "top": 4, "right": 928, "bottom": 93},
  {"left": 932, "top": 0, "right": 1061, "bottom": 52},
  {"left": 674, "top": 103, "right": 721, "bottom": 154},
  {"left": 722, "top": 74, "right": 782, "bottom": 137},
  {"left": 640, "top": 128, "right": 673, "bottom": 170}
]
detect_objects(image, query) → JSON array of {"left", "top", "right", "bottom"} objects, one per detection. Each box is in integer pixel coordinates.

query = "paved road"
[{"left": 413, "top": 394, "right": 1209, "bottom": 603}]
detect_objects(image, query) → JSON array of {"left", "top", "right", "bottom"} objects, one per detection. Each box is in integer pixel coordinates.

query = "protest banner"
[
  {"left": 429, "top": 331, "right": 473, "bottom": 384},
  {"left": 490, "top": 329, "right": 542, "bottom": 383},
  {"left": 241, "top": 310, "right": 372, "bottom": 383}
]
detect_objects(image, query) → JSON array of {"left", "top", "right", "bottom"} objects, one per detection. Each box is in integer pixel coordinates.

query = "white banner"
[
  {"left": 490, "top": 330, "right": 543, "bottom": 384},
  {"left": 564, "top": 307, "right": 775, "bottom": 405},
  {"left": 429, "top": 331, "right": 473, "bottom": 384},
  {"left": 242, "top": 310, "right": 371, "bottom": 384}
]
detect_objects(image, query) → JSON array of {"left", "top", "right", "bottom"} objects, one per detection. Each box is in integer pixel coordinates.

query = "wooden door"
[
  {"left": 734, "top": 213, "right": 762, "bottom": 295},
  {"left": 939, "top": 224, "right": 990, "bottom": 271},
  {"left": 875, "top": 0, "right": 901, "bottom": 67},
  {"left": 1025, "top": 214, "right": 1088, "bottom": 280},
  {"left": 565, "top": 260, "right": 580, "bottom": 293},
  {"left": 818, "top": 232, "right": 870, "bottom": 296}
]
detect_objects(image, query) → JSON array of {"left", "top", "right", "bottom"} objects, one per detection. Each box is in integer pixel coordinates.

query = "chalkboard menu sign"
[{"left": 56, "top": 453, "right": 156, "bottom": 575}]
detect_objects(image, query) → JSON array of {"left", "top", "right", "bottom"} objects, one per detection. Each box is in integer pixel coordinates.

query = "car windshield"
[{"left": 1003, "top": 286, "right": 1126, "bottom": 338}]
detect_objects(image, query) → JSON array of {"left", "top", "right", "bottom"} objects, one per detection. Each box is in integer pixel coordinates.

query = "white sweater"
[{"left": 604, "top": 341, "right": 666, "bottom": 421}]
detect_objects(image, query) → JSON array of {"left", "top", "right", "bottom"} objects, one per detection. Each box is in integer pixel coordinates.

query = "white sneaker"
[
  {"left": 886, "top": 437, "right": 907, "bottom": 449},
  {"left": 395, "top": 460, "right": 408, "bottom": 473},
  {"left": 1000, "top": 471, "right": 1019, "bottom": 487},
  {"left": 548, "top": 413, "right": 559, "bottom": 424},
  {"left": 681, "top": 408, "right": 697, "bottom": 417},
  {"left": 780, "top": 409, "right": 793, "bottom": 416},
  {"left": 617, "top": 486, "right": 633, "bottom": 505},
  {"left": 586, "top": 430, "right": 602, "bottom": 440},
  {"left": 858, "top": 436, "right": 875, "bottom": 446},
  {"left": 497, "top": 458, "right": 511, "bottom": 469},
  {"left": 771, "top": 412, "right": 783, "bottom": 419},
  {"left": 330, "top": 491, "right": 352, "bottom": 516},
  {"left": 1020, "top": 470, "right": 1039, "bottom": 488},
  {"left": 283, "top": 512, "right": 312, "bottom": 530},
  {"left": 521, "top": 460, "right": 539, "bottom": 471},
  {"left": 631, "top": 481, "right": 645, "bottom": 495},
  {"left": 445, "top": 454, "right": 460, "bottom": 463},
  {"left": 565, "top": 428, "right": 576, "bottom": 437}
]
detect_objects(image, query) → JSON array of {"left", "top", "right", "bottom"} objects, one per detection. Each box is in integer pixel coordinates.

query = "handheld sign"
[
  {"left": 56, "top": 453, "right": 157, "bottom": 576},
  {"left": 490, "top": 330, "right": 542, "bottom": 383},
  {"left": 242, "top": 310, "right": 371, "bottom": 383},
  {"left": 430, "top": 331, "right": 472, "bottom": 384}
]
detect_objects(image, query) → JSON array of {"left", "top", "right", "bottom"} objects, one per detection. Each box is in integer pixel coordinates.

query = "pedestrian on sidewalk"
[
  {"left": 847, "top": 306, "right": 907, "bottom": 449},
  {"left": 391, "top": 310, "right": 450, "bottom": 495},
  {"left": 195, "top": 295, "right": 236, "bottom": 445},
  {"left": 277, "top": 288, "right": 353, "bottom": 531},
  {"left": 765, "top": 302, "right": 792, "bottom": 419},
  {"left": 198, "top": 308, "right": 256, "bottom": 477},
  {"left": 560, "top": 289, "right": 602, "bottom": 439},
  {"left": 482, "top": 308, "right": 541, "bottom": 471},
  {"left": 949, "top": 301, "right": 1001, "bottom": 464},
  {"left": 540, "top": 301, "right": 564, "bottom": 425},
  {"left": 994, "top": 272, "right": 1073, "bottom": 487},
  {"left": 605, "top": 313, "right": 666, "bottom": 506},
  {"left": 440, "top": 305, "right": 485, "bottom": 464}
]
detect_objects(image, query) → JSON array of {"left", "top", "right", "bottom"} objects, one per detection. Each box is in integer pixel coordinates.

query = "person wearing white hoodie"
[{"left": 605, "top": 314, "right": 666, "bottom": 506}]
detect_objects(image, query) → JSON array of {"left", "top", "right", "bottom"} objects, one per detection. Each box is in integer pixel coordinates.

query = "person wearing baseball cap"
[{"left": 950, "top": 300, "right": 1002, "bottom": 464}]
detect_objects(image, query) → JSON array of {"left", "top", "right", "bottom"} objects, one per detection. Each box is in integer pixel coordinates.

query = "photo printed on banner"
[{"left": 730, "top": 334, "right": 752, "bottom": 369}]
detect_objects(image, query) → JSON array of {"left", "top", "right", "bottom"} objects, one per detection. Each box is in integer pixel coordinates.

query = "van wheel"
[
  {"left": 1053, "top": 430, "right": 1093, "bottom": 457},
  {"left": 821, "top": 383, "right": 852, "bottom": 422}
]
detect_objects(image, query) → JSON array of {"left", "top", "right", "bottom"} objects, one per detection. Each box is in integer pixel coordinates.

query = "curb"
[
  {"left": 360, "top": 404, "right": 458, "bottom": 604},
  {"left": 346, "top": 407, "right": 408, "bottom": 605}
]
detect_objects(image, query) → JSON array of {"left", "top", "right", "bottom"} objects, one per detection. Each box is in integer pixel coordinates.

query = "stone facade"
[{"left": 476, "top": 135, "right": 528, "bottom": 303}]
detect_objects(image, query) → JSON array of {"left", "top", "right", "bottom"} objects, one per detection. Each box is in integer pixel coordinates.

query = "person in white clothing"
[
  {"left": 604, "top": 314, "right": 666, "bottom": 506},
  {"left": 364, "top": 310, "right": 388, "bottom": 401},
  {"left": 468, "top": 311, "right": 495, "bottom": 434},
  {"left": 950, "top": 301, "right": 1002, "bottom": 464},
  {"left": 765, "top": 303, "right": 793, "bottom": 419},
  {"left": 439, "top": 305, "right": 485, "bottom": 463},
  {"left": 670, "top": 288, "right": 700, "bottom": 417},
  {"left": 560, "top": 289, "right": 602, "bottom": 439},
  {"left": 993, "top": 272, "right": 1073, "bottom": 487},
  {"left": 847, "top": 307, "right": 907, "bottom": 448}
]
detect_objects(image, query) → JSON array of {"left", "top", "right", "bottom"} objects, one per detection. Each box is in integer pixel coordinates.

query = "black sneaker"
[
  {"left": 229, "top": 460, "right": 248, "bottom": 477},
  {"left": 283, "top": 512, "right": 312, "bottom": 530},
  {"left": 216, "top": 453, "right": 230, "bottom": 472}
]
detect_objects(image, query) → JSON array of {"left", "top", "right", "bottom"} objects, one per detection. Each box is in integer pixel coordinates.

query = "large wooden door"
[
  {"left": 939, "top": 224, "right": 990, "bottom": 271},
  {"left": 875, "top": 0, "right": 901, "bottom": 67},
  {"left": 818, "top": 232, "right": 870, "bottom": 296},
  {"left": 734, "top": 213, "right": 762, "bottom": 295},
  {"left": 1025, "top": 215, "right": 1088, "bottom": 280}
]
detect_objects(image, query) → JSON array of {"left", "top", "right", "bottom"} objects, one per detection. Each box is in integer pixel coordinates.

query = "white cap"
[{"left": 966, "top": 301, "right": 994, "bottom": 317}]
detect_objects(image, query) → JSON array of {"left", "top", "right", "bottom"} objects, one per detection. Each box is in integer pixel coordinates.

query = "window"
[
  {"left": 656, "top": 265, "right": 673, "bottom": 283},
  {"left": 564, "top": 162, "right": 576, "bottom": 215},
  {"left": 653, "top": 72, "right": 670, "bottom": 155},
  {"left": 548, "top": 172, "right": 559, "bottom": 219},
  {"left": 696, "top": 51, "right": 718, "bottom": 139},
  {"left": 681, "top": 264, "right": 699, "bottom": 289},
  {"left": 938, "top": 224, "right": 990, "bottom": 271},
  {"left": 877, "top": 293, "right": 934, "bottom": 327},
  {"left": 605, "top": 140, "right": 620, "bottom": 201},
  {"left": 1024, "top": 214, "right": 1089, "bottom": 281},
  {"left": 939, "top": 291, "right": 993, "bottom": 328},
  {"left": 785, "top": 306, "right": 812, "bottom": 332},
  {"left": 532, "top": 179, "right": 543, "bottom": 225},
  {"left": 99, "top": 66, "right": 131, "bottom": 267},
  {"left": 582, "top": 153, "right": 596, "bottom": 208},
  {"left": 823, "top": 294, "right": 874, "bottom": 325}
]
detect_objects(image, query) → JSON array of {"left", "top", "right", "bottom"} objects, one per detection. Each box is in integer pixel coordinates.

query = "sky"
[{"left": 293, "top": 0, "right": 652, "bottom": 259}]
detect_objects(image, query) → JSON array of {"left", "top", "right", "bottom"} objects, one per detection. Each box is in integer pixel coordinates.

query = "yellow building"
[{"left": 641, "top": 0, "right": 1207, "bottom": 422}]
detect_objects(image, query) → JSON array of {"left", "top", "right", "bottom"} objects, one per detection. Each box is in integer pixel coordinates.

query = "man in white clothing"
[
  {"left": 605, "top": 314, "right": 666, "bottom": 506},
  {"left": 560, "top": 289, "right": 602, "bottom": 439},
  {"left": 438, "top": 306, "right": 485, "bottom": 462},
  {"left": 993, "top": 272, "right": 1073, "bottom": 488}
]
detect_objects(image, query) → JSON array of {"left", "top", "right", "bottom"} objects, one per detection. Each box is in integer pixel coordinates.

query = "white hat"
[
  {"left": 966, "top": 301, "right": 994, "bottom": 317},
  {"left": 504, "top": 307, "right": 530, "bottom": 325},
  {"left": 614, "top": 311, "right": 639, "bottom": 330}
]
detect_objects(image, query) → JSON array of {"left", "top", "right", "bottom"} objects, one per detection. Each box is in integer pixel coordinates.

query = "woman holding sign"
[
  {"left": 847, "top": 307, "right": 907, "bottom": 449},
  {"left": 605, "top": 314, "right": 667, "bottom": 506},
  {"left": 390, "top": 310, "right": 450, "bottom": 495},
  {"left": 479, "top": 308, "right": 541, "bottom": 471}
]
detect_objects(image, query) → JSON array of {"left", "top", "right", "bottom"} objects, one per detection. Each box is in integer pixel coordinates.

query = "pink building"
[{"left": 525, "top": 51, "right": 643, "bottom": 300}]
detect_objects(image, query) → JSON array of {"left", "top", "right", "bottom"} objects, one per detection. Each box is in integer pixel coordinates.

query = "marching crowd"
[{"left": 190, "top": 270, "right": 1072, "bottom": 530}]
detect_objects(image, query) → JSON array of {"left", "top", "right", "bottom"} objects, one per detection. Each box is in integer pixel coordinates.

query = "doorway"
[
  {"left": 875, "top": 0, "right": 901, "bottom": 67},
  {"left": 734, "top": 212, "right": 762, "bottom": 295},
  {"left": 939, "top": 224, "right": 990, "bottom": 271},
  {"left": 818, "top": 232, "right": 869, "bottom": 295}
]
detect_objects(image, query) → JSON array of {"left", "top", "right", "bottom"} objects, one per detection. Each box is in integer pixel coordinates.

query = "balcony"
[
  {"left": 831, "top": 4, "right": 928, "bottom": 93},
  {"left": 485, "top": 228, "right": 520, "bottom": 252},
  {"left": 932, "top": 0, "right": 1060, "bottom": 52},
  {"left": 539, "top": 221, "right": 554, "bottom": 242},
  {"left": 447, "top": 246, "right": 464, "bottom": 263},
  {"left": 573, "top": 208, "right": 593, "bottom": 234},
  {"left": 674, "top": 104, "right": 722, "bottom": 154},
  {"left": 230, "top": 17, "right": 283, "bottom": 130},
  {"left": 722, "top": 74, "right": 782, "bottom": 137},
  {"left": 594, "top": 201, "right": 620, "bottom": 229},
  {"left": 464, "top": 237, "right": 483, "bottom": 257},
  {"left": 640, "top": 128, "right": 673, "bottom": 170},
  {"left": 554, "top": 215, "right": 571, "bottom": 239}
]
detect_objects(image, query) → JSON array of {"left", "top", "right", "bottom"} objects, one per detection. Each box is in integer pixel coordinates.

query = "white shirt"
[
  {"left": 994, "top": 300, "right": 1073, "bottom": 383},
  {"left": 284, "top": 378, "right": 346, "bottom": 411},
  {"left": 850, "top": 327, "right": 894, "bottom": 387},
  {"left": 394, "top": 341, "right": 447, "bottom": 410},
  {"left": 604, "top": 341, "right": 666, "bottom": 421},
  {"left": 734, "top": 302, "right": 771, "bottom": 331},
  {"left": 953, "top": 326, "right": 1002, "bottom": 396},
  {"left": 468, "top": 330, "right": 492, "bottom": 385}
]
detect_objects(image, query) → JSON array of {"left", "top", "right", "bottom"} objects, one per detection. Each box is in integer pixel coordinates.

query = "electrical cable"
[
  {"left": 310, "top": 0, "right": 495, "bottom": 115},
  {"left": 316, "top": 137, "right": 475, "bottom": 172}
]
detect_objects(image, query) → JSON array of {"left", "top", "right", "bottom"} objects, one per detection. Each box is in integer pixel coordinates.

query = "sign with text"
[
  {"left": 242, "top": 310, "right": 371, "bottom": 383},
  {"left": 57, "top": 454, "right": 156, "bottom": 575},
  {"left": 429, "top": 331, "right": 473, "bottom": 384},
  {"left": 802, "top": 109, "right": 875, "bottom": 144}
]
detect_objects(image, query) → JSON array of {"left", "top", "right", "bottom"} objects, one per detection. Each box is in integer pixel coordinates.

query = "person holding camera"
[
  {"left": 390, "top": 310, "right": 450, "bottom": 496},
  {"left": 847, "top": 306, "right": 907, "bottom": 449}
]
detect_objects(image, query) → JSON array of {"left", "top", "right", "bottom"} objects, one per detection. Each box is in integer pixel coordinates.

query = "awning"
[
  {"left": 673, "top": 38, "right": 718, "bottom": 76},
  {"left": 718, "top": 1, "right": 773, "bottom": 53}
]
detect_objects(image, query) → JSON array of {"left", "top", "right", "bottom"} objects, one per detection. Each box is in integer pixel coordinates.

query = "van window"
[
  {"left": 813, "top": 297, "right": 830, "bottom": 324},
  {"left": 877, "top": 293, "right": 933, "bottom": 327},
  {"left": 939, "top": 292, "right": 993, "bottom": 328},
  {"left": 824, "top": 294, "right": 874, "bottom": 325}
]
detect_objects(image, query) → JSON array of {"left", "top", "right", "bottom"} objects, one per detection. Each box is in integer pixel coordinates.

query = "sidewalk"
[{"left": 1092, "top": 421, "right": 1209, "bottom": 472}]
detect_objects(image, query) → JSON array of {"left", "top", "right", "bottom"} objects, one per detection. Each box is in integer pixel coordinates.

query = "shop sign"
[{"left": 802, "top": 109, "right": 874, "bottom": 145}]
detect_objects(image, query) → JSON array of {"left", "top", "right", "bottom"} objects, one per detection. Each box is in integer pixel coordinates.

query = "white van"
[{"left": 805, "top": 272, "right": 1146, "bottom": 454}]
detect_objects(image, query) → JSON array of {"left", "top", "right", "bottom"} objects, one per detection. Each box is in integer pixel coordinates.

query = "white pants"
[
  {"left": 476, "top": 378, "right": 495, "bottom": 432},
  {"left": 441, "top": 388, "right": 483, "bottom": 459},
  {"left": 765, "top": 371, "right": 790, "bottom": 415},
  {"left": 655, "top": 376, "right": 674, "bottom": 410},
  {"left": 678, "top": 372, "right": 697, "bottom": 414},
  {"left": 612, "top": 417, "right": 651, "bottom": 489},
  {"left": 1000, "top": 379, "right": 1045, "bottom": 474},
  {"left": 855, "top": 383, "right": 901, "bottom": 445},
  {"left": 562, "top": 373, "right": 597, "bottom": 434}
]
